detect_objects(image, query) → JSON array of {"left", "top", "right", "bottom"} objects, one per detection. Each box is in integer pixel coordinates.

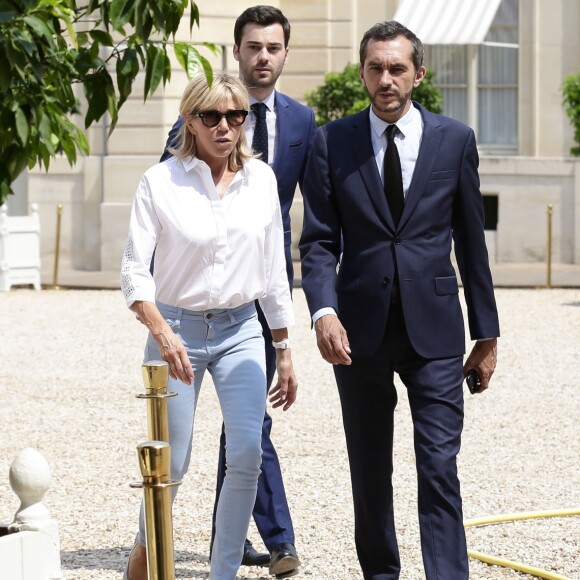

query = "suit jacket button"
[
  {"left": 382, "top": 277, "right": 390, "bottom": 287},
  {"left": 394, "top": 236, "right": 401, "bottom": 244}
]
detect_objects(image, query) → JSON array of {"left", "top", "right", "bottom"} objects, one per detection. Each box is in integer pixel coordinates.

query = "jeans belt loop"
[{"left": 175, "top": 307, "right": 183, "bottom": 329}]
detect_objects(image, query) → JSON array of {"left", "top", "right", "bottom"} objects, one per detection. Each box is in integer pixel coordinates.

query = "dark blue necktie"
[
  {"left": 384, "top": 124, "right": 404, "bottom": 225},
  {"left": 251, "top": 102, "right": 268, "bottom": 163}
]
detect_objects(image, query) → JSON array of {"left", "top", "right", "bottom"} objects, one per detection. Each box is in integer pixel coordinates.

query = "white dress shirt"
[
  {"left": 245, "top": 90, "right": 277, "bottom": 166},
  {"left": 312, "top": 105, "right": 424, "bottom": 324},
  {"left": 369, "top": 104, "right": 423, "bottom": 196},
  {"left": 121, "top": 155, "right": 294, "bottom": 330}
]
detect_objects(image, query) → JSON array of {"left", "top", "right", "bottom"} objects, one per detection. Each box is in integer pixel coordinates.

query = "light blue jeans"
[{"left": 138, "top": 301, "right": 267, "bottom": 580}]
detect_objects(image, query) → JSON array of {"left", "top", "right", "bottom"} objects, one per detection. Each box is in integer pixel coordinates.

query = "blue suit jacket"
[
  {"left": 299, "top": 103, "right": 500, "bottom": 359},
  {"left": 161, "top": 91, "right": 316, "bottom": 283}
]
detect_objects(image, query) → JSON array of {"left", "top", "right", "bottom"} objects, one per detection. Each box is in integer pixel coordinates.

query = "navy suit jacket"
[
  {"left": 299, "top": 103, "right": 500, "bottom": 359},
  {"left": 161, "top": 91, "right": 316, "bottom": 282}
]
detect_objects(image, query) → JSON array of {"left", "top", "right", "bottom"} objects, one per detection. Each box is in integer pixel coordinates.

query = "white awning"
[{"left": 393, "top": 0, "right": 502, "bottom": 45}]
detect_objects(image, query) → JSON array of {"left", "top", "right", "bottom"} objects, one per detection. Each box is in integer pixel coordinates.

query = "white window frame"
[{"left": 423, "top": 0, "right": 519, "bottom": 155}]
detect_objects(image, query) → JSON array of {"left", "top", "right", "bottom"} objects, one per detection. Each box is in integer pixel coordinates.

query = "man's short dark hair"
[
  {"left": 359, "top": 20, "right": 424, "bottom": 70},
  {"left": 234, "top": 5, "right": 291, "bottom": 47}
]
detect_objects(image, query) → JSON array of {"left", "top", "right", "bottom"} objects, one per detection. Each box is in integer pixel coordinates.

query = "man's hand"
[
  {"left": 463, "top": 338, "right": 497, "bottom": 393},
  {"left": 314, "top": 314, "right": 352, "bottom": 365}
]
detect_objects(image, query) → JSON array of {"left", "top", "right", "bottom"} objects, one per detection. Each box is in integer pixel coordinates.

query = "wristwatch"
[{"left": 272, "top": 339, "right": 292, "bottom": 350}]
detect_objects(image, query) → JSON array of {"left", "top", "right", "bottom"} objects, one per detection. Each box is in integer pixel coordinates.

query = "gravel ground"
[{"left": 0, "top": 287, "right": 579, "bottom": 580}]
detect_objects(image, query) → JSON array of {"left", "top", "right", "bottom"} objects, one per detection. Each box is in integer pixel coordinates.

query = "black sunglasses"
[{"left": 192, "top": 109, "right": 248, "bottom": 128}]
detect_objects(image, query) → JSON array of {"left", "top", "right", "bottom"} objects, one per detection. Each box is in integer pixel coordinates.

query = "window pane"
[
  {"left": 479, "top": 45, "right": 518, "bottom": 84},
  {"left": 478, "top": 0, "right": 518, "bottom": 150},
  {"left": 424, "top": 46, "right": 467, "bottom": 124},
  {"left": 425, "top": 46, "right": 466, "bottom": 84},
  {"left": 441, "top": 89, "right": 468, "bottom": 124},
  {"left": 478, "top": 88, "right": 518, "bottom": 146}
]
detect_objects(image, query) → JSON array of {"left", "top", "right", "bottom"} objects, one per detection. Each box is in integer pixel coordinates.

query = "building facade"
[{"left": 6, "top": 0, "right": 580, "bottom": 272}]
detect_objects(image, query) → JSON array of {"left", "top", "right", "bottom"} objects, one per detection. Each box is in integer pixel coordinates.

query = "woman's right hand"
[
  {"left": 131, "top": 301, "right": 194, "bottom": 385},
  {"left": 152, "top": 324, "right": 194, "bottom": 385}
]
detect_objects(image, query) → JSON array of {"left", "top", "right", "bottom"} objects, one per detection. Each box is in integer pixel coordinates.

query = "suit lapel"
[
  {"left": 398, "top": 105, "right": 443, "bottom": 230},
  {"left": 351, "top": 109, "right": 394, "bottom": 230},
  {"left": 273, "top": 92, "right": 290, "bottom": 176}
]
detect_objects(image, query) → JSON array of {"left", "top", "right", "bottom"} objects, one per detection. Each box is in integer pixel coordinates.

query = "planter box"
[{"left": 0, "top": 203, "right": 41, "bottom": 291}]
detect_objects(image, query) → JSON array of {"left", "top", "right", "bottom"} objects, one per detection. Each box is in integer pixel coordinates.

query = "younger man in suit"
[
  {"left": 299, "top": 20, "right": 499, "bottom": 580},
  {"left": 158, "top": 6, "right": 316, "bottom": 579}
]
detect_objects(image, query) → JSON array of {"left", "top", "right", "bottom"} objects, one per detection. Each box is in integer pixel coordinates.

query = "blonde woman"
[{"left": 121, "top": 73, "right": 297, "bottom": 580}]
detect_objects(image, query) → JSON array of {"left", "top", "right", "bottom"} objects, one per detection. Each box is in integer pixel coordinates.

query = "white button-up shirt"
[
  {"left": 369, "top": 104, "right": 423, "bottom": 197},
  {"left": 121, "top": 155, "right": 294, "bottom": 330},
  {"left": 245, "top": 90, "right": 277, "bottom": 166}
]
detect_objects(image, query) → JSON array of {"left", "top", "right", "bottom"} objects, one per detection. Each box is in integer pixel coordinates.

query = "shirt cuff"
[{"left": 312, "top": 307, "right": 337, "bottom": 324}]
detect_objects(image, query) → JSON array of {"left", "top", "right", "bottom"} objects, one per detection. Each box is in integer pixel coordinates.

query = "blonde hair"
[{"left": 170, "top": 73, "right": 253, "bottom": 171}]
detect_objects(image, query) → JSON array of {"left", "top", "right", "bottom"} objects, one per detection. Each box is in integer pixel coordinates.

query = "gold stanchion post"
[
  {"left": 131, "top": 442, "right": 181, "bottom": 580},
  {"left": 137, "top": 361, "right": 177, "bottom": 442},
  {"left": 130, "top": 361, "right": 180, "bottom": 579},
  {"left": 51, "top": 204, "right": 63, "bottom": 290},
  {"left": 546, "top": 204, "right": 553, "bottom": 289}
]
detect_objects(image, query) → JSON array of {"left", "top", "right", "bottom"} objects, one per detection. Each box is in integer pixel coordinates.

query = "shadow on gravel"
[{"left": 60, "top": 548, "right": 269, "bottom": 579}]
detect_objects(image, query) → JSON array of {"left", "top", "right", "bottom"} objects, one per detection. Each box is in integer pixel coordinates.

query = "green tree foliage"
[
  {"left": 562, "top": 71, "right": 580, "bottom": 156},
  {"left": 413, "top": 69, "right": 444, "bottom": 116},
  {"left": 0, "top": 0, "right": 218, "bottom": 204},
  {"left": 305, "top": 63, "right": 370, "bottom": 126},
  {"left": 306, "top": 63, "right": 443, "bottom": 126}
]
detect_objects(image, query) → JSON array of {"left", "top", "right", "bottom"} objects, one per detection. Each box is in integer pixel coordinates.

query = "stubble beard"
[
  {"left": 240, "top": 61, "right": 283, "bottom": 94},
  {"left": 365, "top": 84, "right": 413, "bottom": 117}
]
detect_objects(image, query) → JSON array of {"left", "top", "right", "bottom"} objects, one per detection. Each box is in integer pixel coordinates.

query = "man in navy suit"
[
  {"left": 161, "top": 6, "right": 316, "bottom": 578},
  {"left": 299, "top": 21, "right": 499, "bottom": 580}
]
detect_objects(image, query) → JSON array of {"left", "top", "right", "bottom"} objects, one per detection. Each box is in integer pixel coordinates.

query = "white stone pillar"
[{"left": 6, "top": 448, "right": 64, "bottom": 579}]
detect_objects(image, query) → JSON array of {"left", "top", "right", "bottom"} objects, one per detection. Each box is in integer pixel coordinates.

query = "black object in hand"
[{"left": 466, "top": 369, "right": 481, "bottom": 394}]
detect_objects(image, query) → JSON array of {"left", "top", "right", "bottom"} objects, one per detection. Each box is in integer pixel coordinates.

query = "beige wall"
[
  {"left": 17, "top": 0, "right": 580, "bottom": 272},
  {"left": 519, "top": 0, "right": 580, "bottom": 157}
]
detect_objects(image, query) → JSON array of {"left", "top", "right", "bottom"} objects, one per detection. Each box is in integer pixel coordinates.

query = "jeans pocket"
[{"left": 165, "top": 317, "right": 181, "bottom": 331}]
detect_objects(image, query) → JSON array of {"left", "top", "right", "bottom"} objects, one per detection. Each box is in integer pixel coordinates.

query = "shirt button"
[{"left": 394, "top": 236, "right": 401, "bottom": 244}]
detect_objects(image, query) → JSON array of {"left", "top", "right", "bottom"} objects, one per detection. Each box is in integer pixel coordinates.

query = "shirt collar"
[
  {"left": 369, "top": 103, "right": 420, "bottom": 139},
  {"left": 181, "top": 155, "right": 201, "bottom": 173},
  {"left": 249, "top": 89, "right": 276, "bottom": 112},
  {"left": 180, "top": 155, "right": 249, "bottom": 178}
]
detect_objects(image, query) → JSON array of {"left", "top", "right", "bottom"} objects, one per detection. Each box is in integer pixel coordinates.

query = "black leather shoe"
[
  {"left": 241, "top": 539, "right": 270, "bottom": 567},
  {"left": 274, "top": 570, "right": 299, "bottom": 579},
  {"left": 269, "top": 543, "right": 300, "bottom": 577}
]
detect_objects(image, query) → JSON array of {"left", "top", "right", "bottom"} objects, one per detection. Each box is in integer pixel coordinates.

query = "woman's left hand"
[{"left": 269, "top": 350, "right": 298, "bottom": 411}]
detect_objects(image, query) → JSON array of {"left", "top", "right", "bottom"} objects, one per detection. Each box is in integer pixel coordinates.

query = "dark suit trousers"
[
  {"left": 334, "top": 304, "right": 468, "bottom": 580},
  {"left": 211, "top": 243, "right": 295, "bottom": 551}
]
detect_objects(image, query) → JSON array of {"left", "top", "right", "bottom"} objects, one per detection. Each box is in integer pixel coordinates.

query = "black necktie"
[
  {"left": 251, "top": 102, "right": 268, "bottom": 163},
  {"left": 383, "top": 124, "right": 404, "bottom": 225}
]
